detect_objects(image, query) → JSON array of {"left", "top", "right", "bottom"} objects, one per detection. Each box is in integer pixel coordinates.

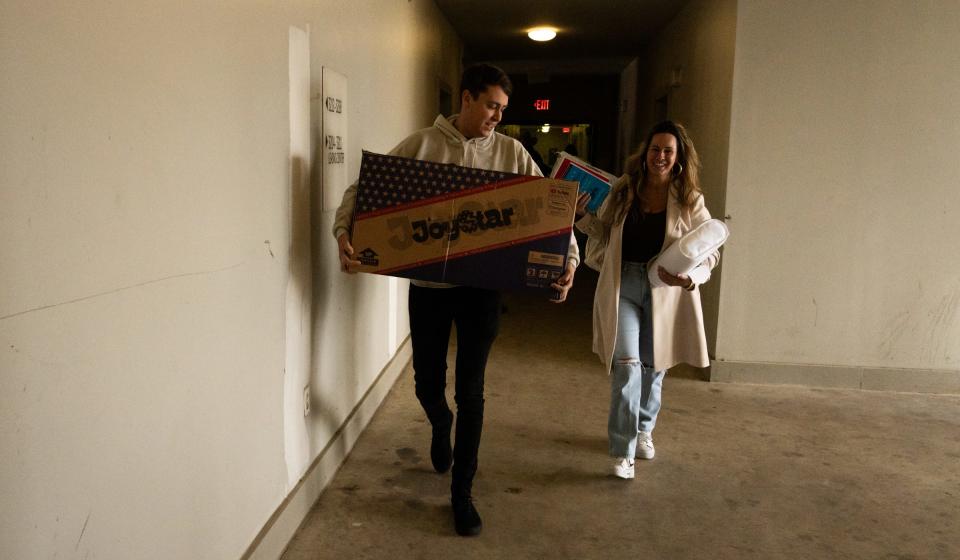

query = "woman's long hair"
[{"left": 610, "top": 120, "right": 702, "bottom": 224}]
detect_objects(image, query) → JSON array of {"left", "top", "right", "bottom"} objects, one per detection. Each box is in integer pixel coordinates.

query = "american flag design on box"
[
  {"left": 350, "top": 151, "right": 578, "bottom": 292},
  {"left": 355, "top": 153, "right": 516, "bottom": 212}
]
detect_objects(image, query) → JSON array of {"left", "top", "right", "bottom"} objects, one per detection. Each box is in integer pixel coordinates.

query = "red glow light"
[
  {"left": 562, "top": 127, "right": 571, "bottom": 133},
  {"left": 534, "top": 99, "right": 550, "bottom": 111}
]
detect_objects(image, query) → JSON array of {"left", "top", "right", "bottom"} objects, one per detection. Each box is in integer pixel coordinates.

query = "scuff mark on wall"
[
  {"left": 264, "top": 240, "right": 275, "bottom": 258},
  {"left": 921, "top": 283, "right": 960, "bottom": 366},
  {"left": 877, "top": 281, "right": 960, "bottom": 368},
  {"left": 812, "top": 298, "right": 818, "bottom": 326},
  {"left": 0, "top": 262, "right": 245, "bottom": 322},
  {"left": 879, "top": 309, "right": 913, "bottom": 361},
  {"left": 75, "top": 512, "right": 90, "bottom": 550}
]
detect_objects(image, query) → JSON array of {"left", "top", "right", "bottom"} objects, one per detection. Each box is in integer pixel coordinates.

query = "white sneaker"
[
  {"left": 636, "top": 431, "right": 655, "bottom": 460},
  {"left": 613, "top": 457, "right": 635, "bottom": 479}
]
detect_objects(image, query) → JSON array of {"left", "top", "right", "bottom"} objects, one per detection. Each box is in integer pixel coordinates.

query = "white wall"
[
  {"left": 616, "top": 57, "right": 639, "bottom": 175},
  {"left": 0, "top": 1, "right": 461, "bottom": 558},
  {"left": 634, "top": 0, "right": 739, "bottom": 356},
  {"left": 717, "top": 1, "right": 960, "bottom": 380}
]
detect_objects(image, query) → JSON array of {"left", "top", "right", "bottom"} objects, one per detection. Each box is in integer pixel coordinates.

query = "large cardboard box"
[{"left": 350, "top": 151, "right": 578, "bottom": 293}]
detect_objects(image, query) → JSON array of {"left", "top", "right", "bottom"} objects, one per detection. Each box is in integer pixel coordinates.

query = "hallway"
[{"left": 280, "top": 272, "right": 960, "bottom": 559}]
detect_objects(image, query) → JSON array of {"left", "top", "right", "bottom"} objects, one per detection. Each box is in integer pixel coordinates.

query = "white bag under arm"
[{"left": 647, "top": 218, "right": 729, "bottom": 287}]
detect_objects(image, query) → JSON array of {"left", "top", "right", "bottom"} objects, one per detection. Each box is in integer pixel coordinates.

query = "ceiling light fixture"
[{"left": 527, "top": 27, "right": 558, "bottom": 42}]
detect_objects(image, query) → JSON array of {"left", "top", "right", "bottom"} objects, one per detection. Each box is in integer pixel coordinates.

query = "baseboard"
[
  {"left": 242, "top": 335, "right": 413, "bottom": 560},
  {"left": 710, "top": 359, "right": 960, "bottom": 395}
]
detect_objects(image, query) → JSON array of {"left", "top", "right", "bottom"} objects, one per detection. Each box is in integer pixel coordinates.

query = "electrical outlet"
[{"left": 303, "top": 385, "right": 311, "bottom": 416}]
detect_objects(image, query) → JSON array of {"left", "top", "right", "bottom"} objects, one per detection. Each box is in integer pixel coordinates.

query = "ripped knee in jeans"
[{"left": 615, "top": 357, "right": 641, "bottom": 365}]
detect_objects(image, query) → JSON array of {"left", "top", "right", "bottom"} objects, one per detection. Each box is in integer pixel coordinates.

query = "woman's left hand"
[
  {"left": 575, "top": 192, "right": 591, "bottom": 217},
  {"left": 657, "top": 266, "right": 694, "bottom": 290}
]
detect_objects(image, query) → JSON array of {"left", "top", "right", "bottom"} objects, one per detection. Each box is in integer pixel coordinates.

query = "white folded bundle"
[{"left": 647, "top": 218, "right": 729, "bottom": 287}]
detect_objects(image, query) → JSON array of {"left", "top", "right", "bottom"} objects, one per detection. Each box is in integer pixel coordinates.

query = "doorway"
[{"left": 501, "top": 123, "right": 593, "bottom": 175}]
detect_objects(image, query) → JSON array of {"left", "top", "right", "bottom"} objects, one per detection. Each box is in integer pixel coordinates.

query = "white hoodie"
[{"left": 333, "top": 114, "right": 580, "bottom": 287}]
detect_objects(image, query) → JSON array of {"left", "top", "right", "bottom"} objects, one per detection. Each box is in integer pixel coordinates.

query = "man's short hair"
[{"left": 459, "top": 64, "right": 513, "bottom": 99}]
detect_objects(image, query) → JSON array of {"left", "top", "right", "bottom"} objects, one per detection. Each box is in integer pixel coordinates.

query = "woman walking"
[{"left": 575, "top": 121, "right": 720, "bottom": 479}]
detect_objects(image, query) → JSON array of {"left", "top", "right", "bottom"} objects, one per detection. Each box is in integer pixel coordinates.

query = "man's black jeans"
[{"left": 408, "top": 284, "right": 501, "bottom": 499}]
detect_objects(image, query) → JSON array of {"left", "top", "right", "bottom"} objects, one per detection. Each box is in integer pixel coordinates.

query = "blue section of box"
[
  {"left": 558, "top": 165, "right": 610, "bottom": 213},
  {"left": 388, "top": 233, "right": 569, "bottom": 294}
]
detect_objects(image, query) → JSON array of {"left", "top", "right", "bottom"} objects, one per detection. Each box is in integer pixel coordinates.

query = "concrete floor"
[{"left": 282, "top": 271, "right": 960, "bottom": 559}]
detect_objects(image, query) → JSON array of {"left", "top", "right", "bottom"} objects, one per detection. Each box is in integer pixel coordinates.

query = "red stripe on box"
[
  {"left": 355, "top": 175, "right": 540, "bottom": 220},
  {"left": 375, "top": 227, "right": 572, "bottom": 275},
  {"left": 556, "top": 159, "right": 608, "bottom": 183}
]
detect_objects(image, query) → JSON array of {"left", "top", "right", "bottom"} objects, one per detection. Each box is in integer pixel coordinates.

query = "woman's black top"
[{"left": 621, "top": 207, "right": 666, "bottom": 264}]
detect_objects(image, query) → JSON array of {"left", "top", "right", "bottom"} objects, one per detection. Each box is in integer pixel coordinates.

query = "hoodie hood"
[{"left": 434, "top": 114, "right": 496, "bottom": 149}]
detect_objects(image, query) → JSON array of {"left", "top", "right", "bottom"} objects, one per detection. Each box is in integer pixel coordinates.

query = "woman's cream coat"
[{"left": 575, "top": 178, "right": 719, "bottom": 372}]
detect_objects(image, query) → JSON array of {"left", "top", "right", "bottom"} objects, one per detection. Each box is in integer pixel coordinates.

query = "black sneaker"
[
  {"left": 430, "top": 411, "right": 453, "bottom": 473},
  {"left": 451, "top": 497, "right": 482, "bottom": 536}
]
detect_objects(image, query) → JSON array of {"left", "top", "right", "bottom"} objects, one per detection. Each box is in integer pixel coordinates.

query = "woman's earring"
[
  {"left": 673, "top": 162, "right": 684, "bottom": 176},
  {"left": 642, "top": 160, "right": 647, "bottom": 172}
]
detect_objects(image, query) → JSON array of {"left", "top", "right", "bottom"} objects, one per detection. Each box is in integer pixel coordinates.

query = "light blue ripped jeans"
[{"left": 608, "top": 261, "right": 666, "bottom": 458}]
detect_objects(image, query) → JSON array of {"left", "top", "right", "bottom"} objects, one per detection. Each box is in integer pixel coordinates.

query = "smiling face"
[
  {"left": 646, "top": 132, "right": 679, "bottom": 180},
  {"left": 456, "top": 85, "right": 508, "bottom": 139}
]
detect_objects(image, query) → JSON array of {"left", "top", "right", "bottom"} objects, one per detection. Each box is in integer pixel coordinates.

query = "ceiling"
[{"left": 434, "top": 0, "right": 687, "bottom": 71}]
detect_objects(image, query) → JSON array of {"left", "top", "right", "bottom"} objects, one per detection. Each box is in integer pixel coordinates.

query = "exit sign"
[{"left": 534, "top": 99, "right": 550, "bottom": 111}]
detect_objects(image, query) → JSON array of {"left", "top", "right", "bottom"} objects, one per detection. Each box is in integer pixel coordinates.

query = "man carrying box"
[{"left": 333, "top": 64, "right": 579, "bottom": 536}]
